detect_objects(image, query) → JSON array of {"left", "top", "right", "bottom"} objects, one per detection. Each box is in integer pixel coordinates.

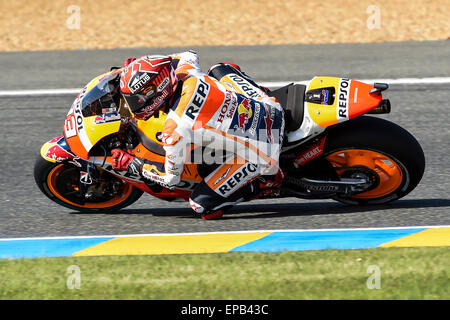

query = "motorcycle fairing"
[
  {"left": 135, "top": 112, "right": 167, "bottom": 155},
  {"left": 306, "top": 77, "right": 382, "bottom": 128},
  {"left": 40, "top": 135, "right": 81, "bottom": 167},
  {"left": 287, "top": 77, "right": 383, "bottom": 145},
  {"left": 64, "top": 71, "right": 122, "bottom": 160},
  {"left": 58, "top": 71, "right": 385, "bottom": 203}
]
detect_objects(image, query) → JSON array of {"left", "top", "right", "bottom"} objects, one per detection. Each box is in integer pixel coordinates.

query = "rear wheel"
[
  {"left": 34, "top": 156, "right": 143, "bottom": 212},
  {"left": 323, "top": 116, "right": 425, "bottom": 205}
]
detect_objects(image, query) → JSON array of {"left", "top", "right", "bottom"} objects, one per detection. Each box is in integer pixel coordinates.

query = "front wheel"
[
  {"left": 34, "top": 156, "right": 143, "bottom": 213},
  {"left": 323, "top": 116, "right": 425, "bottom": 205}
]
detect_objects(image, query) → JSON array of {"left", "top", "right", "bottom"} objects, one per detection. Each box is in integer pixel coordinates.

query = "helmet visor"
[
  {"left": 122, "top": 88, "right": 156, "bottom": 113},
  {"left": 123, "top": 83, "right": 170, "bottom": 120}
]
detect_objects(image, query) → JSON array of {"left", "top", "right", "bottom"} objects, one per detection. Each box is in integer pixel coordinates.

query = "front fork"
[
  {"left": 40, "top": 135, "right": 99, "bottom": 201},
  {"left": 41, "top": 134, "right": 155, "bottom": 200}
]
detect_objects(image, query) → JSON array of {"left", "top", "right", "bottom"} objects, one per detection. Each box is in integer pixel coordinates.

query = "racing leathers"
[{"left": 119, "top": 51, "right": 285, "bottom": 219}]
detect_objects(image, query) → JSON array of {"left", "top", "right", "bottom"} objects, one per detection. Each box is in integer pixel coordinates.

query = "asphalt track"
[{"left": 0, "top": 40, "right": 449, "bottom": 238}]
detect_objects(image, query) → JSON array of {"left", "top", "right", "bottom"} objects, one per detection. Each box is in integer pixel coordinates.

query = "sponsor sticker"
[
  {"left": 44, "top": 137, "right": 76, "bottom": 163},
  {"left": 64, "top": 113, "right": 77, "bottom": 138},
  {"left": 263, "top": 104, "right": 274, "bottom": 143},
  {"left": 294, "top": 137, "right": 326, "bottom": 166},
  {"left": 157, "top": 77, "right": 169, "bottom": 92},
  {"left": 217, "top": 91, "right": 237, "bottom": 124},
  {"left": 234, "top": 98, "right": 252, "bottom": 133},
  {"left": 80, "top": 171, "right": 93, "bottom": 185},
  {"left": 216, "top": 162, "right": 259, "bottom": 197},
  {"left": 337, "top": 78, "right": 350, "bottom": 122},
  {"left": 65, "top": 87, "right": 87, "bottom": 138},
  {"left": 213, "top": 167, "right": 232, "bottom": 186},
  {"left": 321, "top": 89, "right": 329, "bottom": 105},
  {"left": 130, "top": 72, "right": 151, "bottom": 93},
  {"left": 248, "top": 102, "right": 260, "bottom": 136},
  {"left": 185, "top": 78, "right": 210, "bottom": 120},
  {"left": 94, "top": 112, "right": 121, "bottom": 124},
  {"left": 227, "top": 74, "right": 262, "bottom": 98}
]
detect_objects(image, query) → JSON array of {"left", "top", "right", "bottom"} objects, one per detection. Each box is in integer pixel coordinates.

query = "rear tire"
[
  {"left": 323, "top": 116, "right": 425, "bottom": 205},
  {"left": 34, "top": 155, "right": 143, "bottom": 213}
]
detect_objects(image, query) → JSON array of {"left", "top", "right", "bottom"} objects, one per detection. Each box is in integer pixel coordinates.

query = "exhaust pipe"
[{"left": 367, "top": 99, "right": 391, "bottom": 114}]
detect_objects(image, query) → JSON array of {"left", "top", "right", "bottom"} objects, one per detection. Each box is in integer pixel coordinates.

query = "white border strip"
[
  {"left": 260, "top": 77, "right": 450, "bottom": 88},
  {"left": 0, "top": 88, "right": 81, "bottom": 97},
  {"left": 0, "top": 77, "right": 449, "bottom": 97},
  {"left": 1, "top": 225, "right": 448, "bottom": 242}
]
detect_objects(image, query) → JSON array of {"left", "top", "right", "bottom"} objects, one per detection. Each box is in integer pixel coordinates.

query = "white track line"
[
  {"left": 0, "top": 225, "right": 448, "bottom": 241},
  {"left": 0, "top": 88, "right": 81, "bottom": 97},
  {"left": 260, "top": 76, "right": 450, "bottom": 88},
  {"left": 0, "top": 77, "right": 449, "bottom": 97}
]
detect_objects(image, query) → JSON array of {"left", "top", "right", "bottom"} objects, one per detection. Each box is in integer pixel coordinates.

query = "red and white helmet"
[{"left": 120, "top": 55, "right": 177, "bottom": 120}]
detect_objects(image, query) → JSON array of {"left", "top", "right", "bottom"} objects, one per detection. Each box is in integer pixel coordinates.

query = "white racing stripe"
[
  {"left": 260, "top": 76, "right": 450, "bottom": 88},
  {"left": 0, "top": 77, "right": 449, "bottom": 97},
  {"left": 0, "top": 225, "right": 448, "bottom": 241},
  {"left": 0, "top": 88, "right": 81, "bottom": 97}
]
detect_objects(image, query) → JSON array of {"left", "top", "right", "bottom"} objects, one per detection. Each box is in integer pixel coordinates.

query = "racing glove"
[
  {"left": 111, "top": 149, "right": 143, "bottom": 176},
  {"left": 111, "top": 149, "right": 176, "bottom": 188}
]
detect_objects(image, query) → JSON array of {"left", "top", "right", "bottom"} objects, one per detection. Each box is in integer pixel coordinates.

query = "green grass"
[{"left": 0, "top": 247, "right": 448, "bottom": 300}]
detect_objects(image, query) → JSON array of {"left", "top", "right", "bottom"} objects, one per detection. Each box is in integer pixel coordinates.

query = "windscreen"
[{"left": 81, "top": 73, "right": 121, "bottom": 117}]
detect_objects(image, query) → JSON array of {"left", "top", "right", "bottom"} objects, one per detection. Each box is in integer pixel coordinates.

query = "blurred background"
[
  {"left": 1, "top": 0, "right": 448, "bottom": 52},
  {"left": 0, "top": 0, "right": 449, "bottom": 302},
  {"left": 0, "top": 0, "right": 449, "bottom": 238}
]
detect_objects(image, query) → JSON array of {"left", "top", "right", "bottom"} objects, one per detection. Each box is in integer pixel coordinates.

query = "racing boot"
[
  {"left": 189, "top": 199, "right": 226, "bottom": 220},
  {"left": 188, "top": 175, "right": 258, "bottom": 220},
  {"left": 252, "top": 168, "right": 285, "bottom": 199},
  {"left": 189, "top": 170, "right": 283, "bottom": 220}
]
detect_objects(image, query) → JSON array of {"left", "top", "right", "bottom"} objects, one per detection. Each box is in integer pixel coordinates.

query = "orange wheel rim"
[
  {"left": 47, "top": 164, "right": 133, "bottom": 209},
  {"left": 326, "top": 149, "right": 403, "bottom": 199}
]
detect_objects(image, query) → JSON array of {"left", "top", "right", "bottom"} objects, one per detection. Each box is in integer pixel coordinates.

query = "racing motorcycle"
[{"left": 34, "top": 69, "right": 425, "bottom": 213}]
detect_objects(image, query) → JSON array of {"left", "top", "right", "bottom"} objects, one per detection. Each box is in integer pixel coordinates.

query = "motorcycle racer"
[{"left": 112, "top": 51, "right": 285, "bottom": 219}]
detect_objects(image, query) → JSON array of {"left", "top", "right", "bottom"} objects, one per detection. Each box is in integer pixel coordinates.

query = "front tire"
[
  {"left": 323, "top": 116, "right": 425, "bottom": 205},
  {"left": 34, "top": 156, "right": 143, "bottom": 213}
]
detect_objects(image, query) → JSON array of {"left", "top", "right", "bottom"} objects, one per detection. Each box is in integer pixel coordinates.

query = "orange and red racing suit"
[{"left": 140, "top": 51, "right": 285, "bottom": 214}]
